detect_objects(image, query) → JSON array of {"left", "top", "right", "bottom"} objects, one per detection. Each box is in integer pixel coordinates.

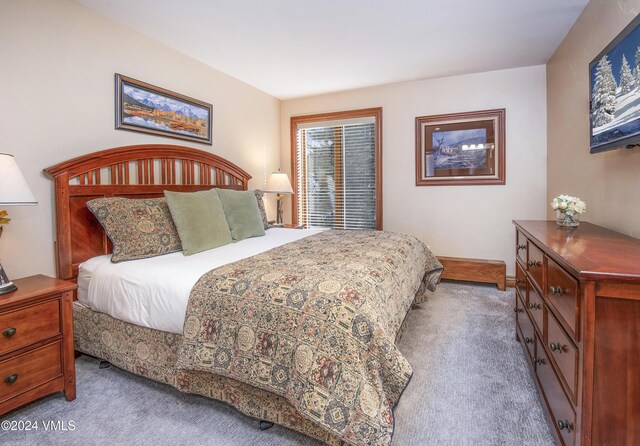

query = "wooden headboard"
[{"left": 44, "top": 144, "right": 252, "bottom": 281}]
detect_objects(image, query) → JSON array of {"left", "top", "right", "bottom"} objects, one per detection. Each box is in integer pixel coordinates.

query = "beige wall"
[
  {"left": 547, "top": 0, "right": 640, "bottom": 237},
  {"left": 0, "top": 0, "right": 281, "bottom": 279},
  {"left": 281, "top": 66, "right": 548, "bottom": 275}
]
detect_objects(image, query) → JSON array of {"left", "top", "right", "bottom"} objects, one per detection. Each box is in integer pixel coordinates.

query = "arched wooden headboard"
[{"left": 44, "top": 144, "right": 252, "bottom": 281}]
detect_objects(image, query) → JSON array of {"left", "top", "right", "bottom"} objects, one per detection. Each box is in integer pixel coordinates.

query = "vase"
[{"left": 556, "top": 210, "right": 579, "bottom": 227}]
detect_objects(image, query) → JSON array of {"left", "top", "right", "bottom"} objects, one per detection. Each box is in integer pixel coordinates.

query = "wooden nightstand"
[
  {"left": 269, "top": 221, "right": 305, "bottom": 229},
  {"left": 0, "top": 275, "right": 77, "bottom": 415}
]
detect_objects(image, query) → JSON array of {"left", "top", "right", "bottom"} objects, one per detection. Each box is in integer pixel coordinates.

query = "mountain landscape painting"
[{"left": 116, "top": 75, "right": 212, "bottom": 144}]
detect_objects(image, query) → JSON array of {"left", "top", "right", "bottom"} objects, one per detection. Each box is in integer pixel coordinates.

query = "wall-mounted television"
[{"left": 590, "top": 13, "right": 640, "bottom": 153}]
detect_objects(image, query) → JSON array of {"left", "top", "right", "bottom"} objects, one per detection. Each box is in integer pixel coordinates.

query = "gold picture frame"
[{"left": 415, "top": 109, "right": 505, "bottom": 186}]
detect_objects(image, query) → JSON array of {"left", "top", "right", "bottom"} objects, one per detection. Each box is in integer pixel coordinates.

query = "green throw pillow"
[
  {"left": 216, "top": 188, "right": 266, "bottom": 241},
  {"left": 164, "top": 189, "right": 232, "bottom": 255}
]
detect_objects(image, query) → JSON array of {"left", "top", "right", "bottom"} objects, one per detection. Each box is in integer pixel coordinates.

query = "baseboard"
[
  {"left": 506, "top": 275, "right": 516, "bottom": 288},
  {"left": 437, "top": 256, "right": 506, "bottom": 291}
]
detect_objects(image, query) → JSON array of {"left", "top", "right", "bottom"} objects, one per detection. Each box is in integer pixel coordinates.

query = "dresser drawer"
[
  {"left": 527, "top": 242, "right": 544, "bottom": 293},
  {"left": 536, "top": 336, "right": 576, "bottom": 446},
  {"left": 547, "top": 310, "right": 578, "bottom": 403},
  {"left": 516, "top": 294, "right": 535, "bottom": 361},
  {"left": 516, "top": 262, "right": 527, "bottom": 302},
  {"left": 528, "top": 284, "right": 545, "bottom": 337},
  {"left": 516, "top": 230, "right": 528, "bottom": 265},
  {"left": 546, "top": 257, "right": 579, "bottom": 340},
  {"left": 0, "top": 341, "right": 63, "bottom": 403},
  {"left": 0, "top": 299, "right": 61, "bottom": 356}
]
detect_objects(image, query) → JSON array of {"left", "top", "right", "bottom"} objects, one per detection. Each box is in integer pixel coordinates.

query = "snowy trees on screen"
[
  {"left": 635, "top": 46, "right": 640, "bottom": 85},
  {"left": 619, "top": 55, "right": 635, "bottom": 94},
  {"left": 592, "top": 55, "right": 617, "bottom": 127}
]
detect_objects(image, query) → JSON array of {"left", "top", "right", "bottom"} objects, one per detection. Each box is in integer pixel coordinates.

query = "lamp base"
[
  {"left": 0, "top": 281, "right": 17, "bottom": 295},
  {"left": 275, "top": 193, "right": 284, "bottom": 225},
  {"left": 0, "top": 259, "right": 16, "bottom": 295}
]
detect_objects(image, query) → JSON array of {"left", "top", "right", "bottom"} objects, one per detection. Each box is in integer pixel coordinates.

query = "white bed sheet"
[{"left": 77, "top": 228, "right": 325, "bottom": 334}]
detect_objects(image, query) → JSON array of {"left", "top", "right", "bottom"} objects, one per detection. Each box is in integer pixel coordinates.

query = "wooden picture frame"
[
  {"left": 115, "top": 74, "right": 213, "bottom": 145},
  {"left": 415, "top": 108, "right": 505, "bottom": 186}
]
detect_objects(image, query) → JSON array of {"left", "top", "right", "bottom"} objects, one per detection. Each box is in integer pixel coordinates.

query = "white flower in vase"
[{"left": 551, "top": 194, "right": 586, "bottom": 227}]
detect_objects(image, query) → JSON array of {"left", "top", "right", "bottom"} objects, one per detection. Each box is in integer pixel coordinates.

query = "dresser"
[
  {"left": 513, "top": 220, "right": 640, "bottom": 446},
  {"left": 0, "top": 275, "right": 77, "bottom": 415}
]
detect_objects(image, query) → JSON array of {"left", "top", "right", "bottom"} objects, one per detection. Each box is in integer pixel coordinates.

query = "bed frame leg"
[
  {"left": 259, "top": 420, "right": 274, "bottom": 431},
  {"left": 99, "top": 360, "right": 111, "bottom": 369}
]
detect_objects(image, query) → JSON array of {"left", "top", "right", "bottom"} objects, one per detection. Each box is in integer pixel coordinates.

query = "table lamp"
[
  {"left": 0, "top": 154, "right": 37, "bottom": 295},
  {"left": 263, "top": 171, "right": 293, "bottom": 225}
]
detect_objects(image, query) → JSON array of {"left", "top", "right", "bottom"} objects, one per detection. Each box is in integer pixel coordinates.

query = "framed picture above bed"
[
  {"left": 415, "top": 108, "right": 505, "bottom": 186},
  {"left": 115, "top": 74, "right": 213, "bottom": 145}
]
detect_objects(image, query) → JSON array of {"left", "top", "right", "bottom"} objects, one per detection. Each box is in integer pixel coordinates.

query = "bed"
[{"left": 44, "top": 144, "right": 443, "bottom": 446}]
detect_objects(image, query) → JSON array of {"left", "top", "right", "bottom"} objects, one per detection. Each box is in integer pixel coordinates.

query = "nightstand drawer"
[
  {"left": 0, "top": 299, "right": 61, "bottom": 356},
  {"left": 0, "top": 341, "right": 63, "bottom": 403}
]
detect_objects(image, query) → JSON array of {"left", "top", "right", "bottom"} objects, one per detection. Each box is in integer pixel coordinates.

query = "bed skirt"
[
  {"left": 73, "top": 302, "right": 344, "bottom": 445},
  {"left": 73, "top": 277, "right": 433, "bottom": 445}
]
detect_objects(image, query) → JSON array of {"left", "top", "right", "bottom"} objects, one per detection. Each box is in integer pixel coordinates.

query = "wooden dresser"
[
  {"left": 0, "top": 275, "right": 77, "bottom": 415},
  {"left": 513, "top": 220, "right": 640, "bottom": 446}
]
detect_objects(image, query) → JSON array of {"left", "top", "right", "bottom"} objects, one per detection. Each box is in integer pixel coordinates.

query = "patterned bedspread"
[{"left": 176, "top": 230, "right": 443, "bottom": 446}]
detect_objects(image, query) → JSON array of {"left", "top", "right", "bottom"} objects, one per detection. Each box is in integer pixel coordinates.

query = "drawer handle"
[
  {"left": 527, "top": 302, "right": 541, "bottom": 310},
  {"left": 534, "top": 357, "right": 546, "bottom": 366},
  {"left": 524, "top": 337, "right": 534, "bottom": 344},
  {"left": 4, "top": 374, "right": 18, "bottom": 384},
  {"left": 527, "top": 260, "right": 542, "bottom": 268},
  {"left": 557, "top": 419, "right": 573, "bottom": 432},
  {"left": 549, "top": 342, "right": 567, "bottom": 353},
  {"left": 514, "top": 307, "right": 524, "bottom": 314},
  {"left": 549, "top": 286, "right": 563, "bottom": 295},
  {"left": 2, "top": 327, "right": 16, "bottom": 338},
  {"left": 515, "top": 279, "right": 526, "bottom": 285},
  {"left": 517, "top": 244, "right": 526, "bottom": 250}
]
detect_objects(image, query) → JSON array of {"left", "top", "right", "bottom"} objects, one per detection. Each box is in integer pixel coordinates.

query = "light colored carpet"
[{"left": 1, "top": 282, "right": 554, "bottom": 445}]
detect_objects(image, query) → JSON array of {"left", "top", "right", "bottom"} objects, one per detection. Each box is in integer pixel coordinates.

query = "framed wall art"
[
  {"left": 415, "top": 108, "right": 505, "bottom": 186},
  {"left": 115, "top": 74, "right": 213, "bottom": 145}
]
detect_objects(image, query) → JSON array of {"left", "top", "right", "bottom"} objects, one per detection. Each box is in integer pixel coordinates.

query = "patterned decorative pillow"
[
  {"left": 253, "top": 189, "right": 273, "bottom": 230},
  {"left": 86, "top": 197, "right": 182, "bottom": 263}
]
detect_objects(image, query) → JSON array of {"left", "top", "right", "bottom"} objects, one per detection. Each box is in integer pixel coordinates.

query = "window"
[{"left": 291, "top": 108, "right": 382, "bottom": 230}]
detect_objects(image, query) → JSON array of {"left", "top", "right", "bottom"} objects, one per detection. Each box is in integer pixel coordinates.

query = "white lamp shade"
[
  {"left": 0, "top": 154, "right": 37, "bottom": 205},
  {"left": 264, "top": 172, "right": 293, "bottom": 194}
]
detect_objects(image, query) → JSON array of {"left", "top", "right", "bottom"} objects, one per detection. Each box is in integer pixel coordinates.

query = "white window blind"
[{"left": 296, "top": 118, "right": 377, "bottom": 230}]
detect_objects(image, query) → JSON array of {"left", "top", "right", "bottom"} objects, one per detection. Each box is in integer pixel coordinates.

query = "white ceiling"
[{"left": 75, "top": 0, "right": 589, "bottom": 99}]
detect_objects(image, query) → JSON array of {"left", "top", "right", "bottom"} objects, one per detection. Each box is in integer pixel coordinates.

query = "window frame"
[{"left": 290, "top": 107, "right": 383, "bottom": 230}]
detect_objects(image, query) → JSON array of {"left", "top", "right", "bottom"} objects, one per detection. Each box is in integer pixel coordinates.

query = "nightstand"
[{"left": 0, "top": 275, "right": 77, "bottom": 415}]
